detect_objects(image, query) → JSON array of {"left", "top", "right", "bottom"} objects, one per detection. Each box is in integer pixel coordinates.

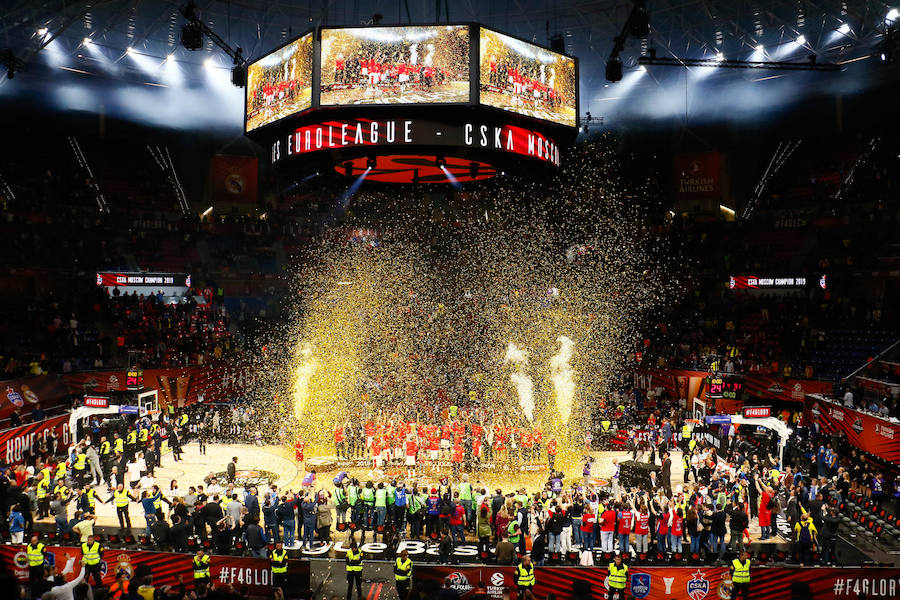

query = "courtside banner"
[
  {"left": 416, "top": 565, "right": 900, "bottom": 600},
  {"left": 0, "top": 414, "right": 71, "bottom": 464},
  {"left": 0, "top": 545, "right": 309, "bottom": 594},
  {"left": 804, "top": 395, "right": 900, "bottom": 463}
]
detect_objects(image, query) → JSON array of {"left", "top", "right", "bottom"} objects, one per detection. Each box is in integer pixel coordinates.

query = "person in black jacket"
[
  {"left": 726, "top": 501, "right": 749, "bottom": 554},
  {"left": 192, "top": 500, "right": 209, "bottom": 542},
  {"left": 710, "top": 506, "right": 727, "bottom": 560},
  {"left": 659, "top": 453, "right": 672, "bottom": 496},
  {"left": 531, "top": 531, "right": 547, "bottom": 566},
  {"left": 170, "top": 514, "right": 191, "bottom": 552},
  {"left": 820, "top": 506, "right": 841, "bottom": 565}
]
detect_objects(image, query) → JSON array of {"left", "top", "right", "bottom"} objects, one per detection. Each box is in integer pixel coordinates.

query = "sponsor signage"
[
  {"left": 118, "top": 405, "right": 140, "bottom": 415},
  {"left": 0, "top": 415, "right": 71, "bottom": 464},
  {"left": 83, "top": 395, "right": 109, "bottom": 408},
  {"left": 96, "top": 272, "right": 191, "bottom": 288},
  {"left": 270, "top": 118, "right": 561, "bottom": 167},
  {"left": 705, "top": 415, "right": 732, "bottom": 425},
  {"left": 743, "top": 406, "right": 771, "bottom": 418},
  {"left": 804, "top": 396, "right": 900, "bottom": 464},
  {"left": 729, "top": 275, "right": 812, "bottom": 289}
]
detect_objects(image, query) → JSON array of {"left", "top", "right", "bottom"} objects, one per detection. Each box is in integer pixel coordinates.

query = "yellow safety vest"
[
  {"left": 40, "top": 467, "right": 51, "bottom": 482},
  {"left": 608, "top": 564, "right": 628, "bottom": 589},
  {"left": 516, "top": 564, "right": 535, "bottom": 587},
  {"left": 193, "top": 555, "right": 210, "bottom": 578},
  {"left": 55, "top": 463, "right": 66, "bottom": 479},
  {"left": 346, "top": 549, "right": 363, "bottom": 572},
  {"left": 37, "top": 479, "right": 50, "bottom": 499},
  {"left": 114, "top": 438, "right": 124, "bottom": 453},
  {"left": 732, "top": 559, "right": 750, "bottom": 583},
  {"left": 27, "top": 543, "right": 46, "bottom": 567},
  {"left": 74, "top": 454, "right": 87, "bottom": 470},
  {"left": 126, "top": 431, "right": 137, "bottom": 445},
  {"left": 139, "top": 429, "right": 149, "bottom": 442},
  {"left": 152, "top": 494, "right": 164, "bottom": 510},
  {"left": 85, "top": 489, "right": 96, "bottom": 508},
  {"left": 271, "top": 549, "right": 288, "bottom": 574},
  {"left": 53, "top": 484, "right": 69, "bottom": 498},
  {"left": 394, "top": 557, "right": 412, "bottom": 581},
  {"left": 81, "top": 542, "right": 101, "bottom": 565},
  {"left": 114, "top": 489, "right": 131, "bottom": 507},
  {"left": 179, "top": 414, "right": 188, "bottom": 427},
  {"left": 100, "top": 441, "right": 111, "bottom": 455},
  {"left": 682, "top": 424, "right": 691, "bottom": 438}
]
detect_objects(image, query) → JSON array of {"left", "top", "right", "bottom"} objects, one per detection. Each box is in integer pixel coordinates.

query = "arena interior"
[{"left": 1, "top": 1, "right": 899, "bottom": 600}]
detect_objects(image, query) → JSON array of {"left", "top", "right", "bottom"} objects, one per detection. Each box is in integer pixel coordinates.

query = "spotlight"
[
  {"left": 755, "top": 44, "right": 764, "bottom": 52},
  {"left": 605, "top": 57, "right": 623, "bottom": 82},
  {"left": 83, "top": 37, "right": 92, "bottom": 46},
  {"left": 166, "top": 54, "right": 176, "bottom": 63},
  {"left": 181, "top": 21, "right": 203, "bottom": 50},
  {"left": 231, "top": 64, "right": 246, "bottom": 87},
  {"left": 126, "top": 46, "right": 134, "bottom": 55},
  {"left": 435, "top": 156, "right": 447, "bottom": 168},
  {"left": 715, "top": 51, "right": 725, "bottom": 61},
  {"left": 888, "top": 8, "right": 899, "bottom": 23},
  {"left": 838, "top": 23, "right": 851, "bottom": 35},
  {"left": 204, "top": 57, "right": 215, "bottom": 69},
  {"left": 37, "top": 27, "right": 48, "bottom": 36},
  {"left": 638, "top": 64, "right": 647, "bottom": 71},
  {"left": 796, "top": 34, "right": 806, "bottom": 45},
  {"left": 366, "top": 156, "right": 377, "bottom": 170}
]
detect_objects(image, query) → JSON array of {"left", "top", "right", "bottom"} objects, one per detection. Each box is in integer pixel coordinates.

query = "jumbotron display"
[
  {"left": 245, "top": 32, "right": 314, "bottom": 132},
  {"left": 320, "top": 25, "right": 471, "bottom": 106},
  {"left": 479, "top": 28, "right": 577, "bottom": 128}
]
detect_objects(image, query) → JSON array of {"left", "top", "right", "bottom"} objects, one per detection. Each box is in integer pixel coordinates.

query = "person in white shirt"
[
  {"left": 41, "top": 567, "right": 91, "bottom": 600},
  {"left": 126, "top": 455, "right": 142, "bottom": 490},
  {"left": 843, "top": 390, "right": 854, "bottom": 408}
]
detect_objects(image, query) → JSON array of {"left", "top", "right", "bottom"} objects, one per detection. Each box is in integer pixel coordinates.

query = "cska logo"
[{"left": 687, "top": 570, "right": 710, "bottom": 600}]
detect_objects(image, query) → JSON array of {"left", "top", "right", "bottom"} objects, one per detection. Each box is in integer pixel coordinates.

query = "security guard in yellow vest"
[
  {"left": 681, "top": 421, "right": 692, "bottom": 451},
  {"left": 36, "top": 476, "right": 51, "bottom": 518},
  {"left": 99, "top": 436, "right": 111, "bottom": 457},
  {"left": 192, "top": 548, "right": 211, "bottom": 588},
  {"left": 26, "top": 534, "right": 47, "bottom": 588},
  {"left": 607, "top": 554, "right": 628, "bottom": 600},
  {"left": 345, "top": 539, "right": 363, "bottom": 600},
  {"left": 731, "top": 550, "right": 751, "bottom": 600},
  {"left": 178, "top": 413, "right": 189, "bottom": 428},
  {"left": 113, "top": 433, "right": 125, "bottom": 454},
  {"left": 113, "top": 484, "right": 135, "bottom": 530},
  {"left": 73, "top": 449, "right": 88, "bottom": 487},
  {"left": 53, "top": 483, "right": 70, "bottom": 502},
  {"left": 54, "top": 461, "right": 66, "bottom": 483},
  {"left": 516, "top": 555, "right": 536, "bottom": 600},
  {"left": 139, "top": 427, "right": 149, "bottom": 445},
  {"left": 394, "top": 549, "right": 413, "bottom": 600},
  {"left": 81, "top": 534, "right": 103, "bottom": 586},
  {"left": 270, "top": 542, "right": 288, "bottom": 591}
]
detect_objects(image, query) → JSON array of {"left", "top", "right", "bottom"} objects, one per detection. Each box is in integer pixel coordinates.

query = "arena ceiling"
[{"left": 0, "top": 0, "right": 897, "bottom": 129}]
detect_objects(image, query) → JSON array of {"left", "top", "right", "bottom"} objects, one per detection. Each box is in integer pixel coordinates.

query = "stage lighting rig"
[
  {"left": 1, "top": 49, "right": 25, "bottom": 79},
  {"left": 637, "top": 55, "right": 840, "bottom": 71},
  {"left": 606, "top": 1, "right": 650, "bottom": 82},
  {"left": 180, "top": 2, "right": 247, "bottom": 86}
]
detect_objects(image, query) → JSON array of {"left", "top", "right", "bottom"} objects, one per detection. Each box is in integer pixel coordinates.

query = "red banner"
[
  {"left": 0, "top": 375, "right": 71, "bottom": 428},
  {"left": 634, "top": 369, "right": 832, "bottom": 408},
  {"left": 417, "top": 565, "right": 900, "bottom": 600},
  {"left": 209, "top": 155, "right": 259, "bottom": 206},
  {"left": 0, "top": 545, "right": 308, "bottom": 595},
  {"left": 804, "top": 395, "right": 900, "bottom": 463},
  {"left": 62, "top": 365, "right": 251, "bottom": 410},
  {"left": 674, "top": 152, "right": 722, "bottom": 201},
  {"left": 0, "top": 414, "right": 71, "bottom": 464}
]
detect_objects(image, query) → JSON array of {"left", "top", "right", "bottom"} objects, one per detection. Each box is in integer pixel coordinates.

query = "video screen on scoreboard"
[
  {"left": 245, "top": 32, "right": 314, "bottom": 132},
  {"left": 320, "top": 25, "right": 470, "bottom": 106},
  {"left": 479, "top": 28, "right": 577, "bottom": 127}
]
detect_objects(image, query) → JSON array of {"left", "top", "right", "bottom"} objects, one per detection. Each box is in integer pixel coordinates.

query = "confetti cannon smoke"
[
  {"left": 549, "top": 335, "right": 576, "bottom": 425},
  {"left": 504, "top": 342, "right": 535, "bottom": 422}
]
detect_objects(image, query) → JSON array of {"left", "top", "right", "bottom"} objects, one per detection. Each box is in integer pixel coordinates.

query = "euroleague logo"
[{"left": 490, "top": 572, "right": 505, "bottom": 587}]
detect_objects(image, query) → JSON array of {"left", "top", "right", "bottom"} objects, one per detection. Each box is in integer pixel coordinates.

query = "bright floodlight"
[
  {"left": 795, "top": 34, "right": 806, "bottom": 45},
  {"left": 715, "top": 52, "right": 725, "bottom": 61},
  {"left": 204, "top": 57, "right": 215, "bottom": 69},
  {"left": 166, "top": 54, "right": 175, "bottom": 63},
  {"left": 126, "top": 46, "right": 134, "bottom": 55},
  {"left": 83, "top": 37, "right": 92, "bottom": 46},
  {"left": 37, "top": 27, "right": 48, "bottom": 36},
  {"left": 838, "top": 23, "right": 851, "bottom": 35},
  {"left": 639, "top": 64, "right": 646, "bottom": 72},
  {"left": 755, "top": 44, "right": 764, "bottom": 51},
  {"left": 887, "top": 8, "right": 899, "bottom": 22}
]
